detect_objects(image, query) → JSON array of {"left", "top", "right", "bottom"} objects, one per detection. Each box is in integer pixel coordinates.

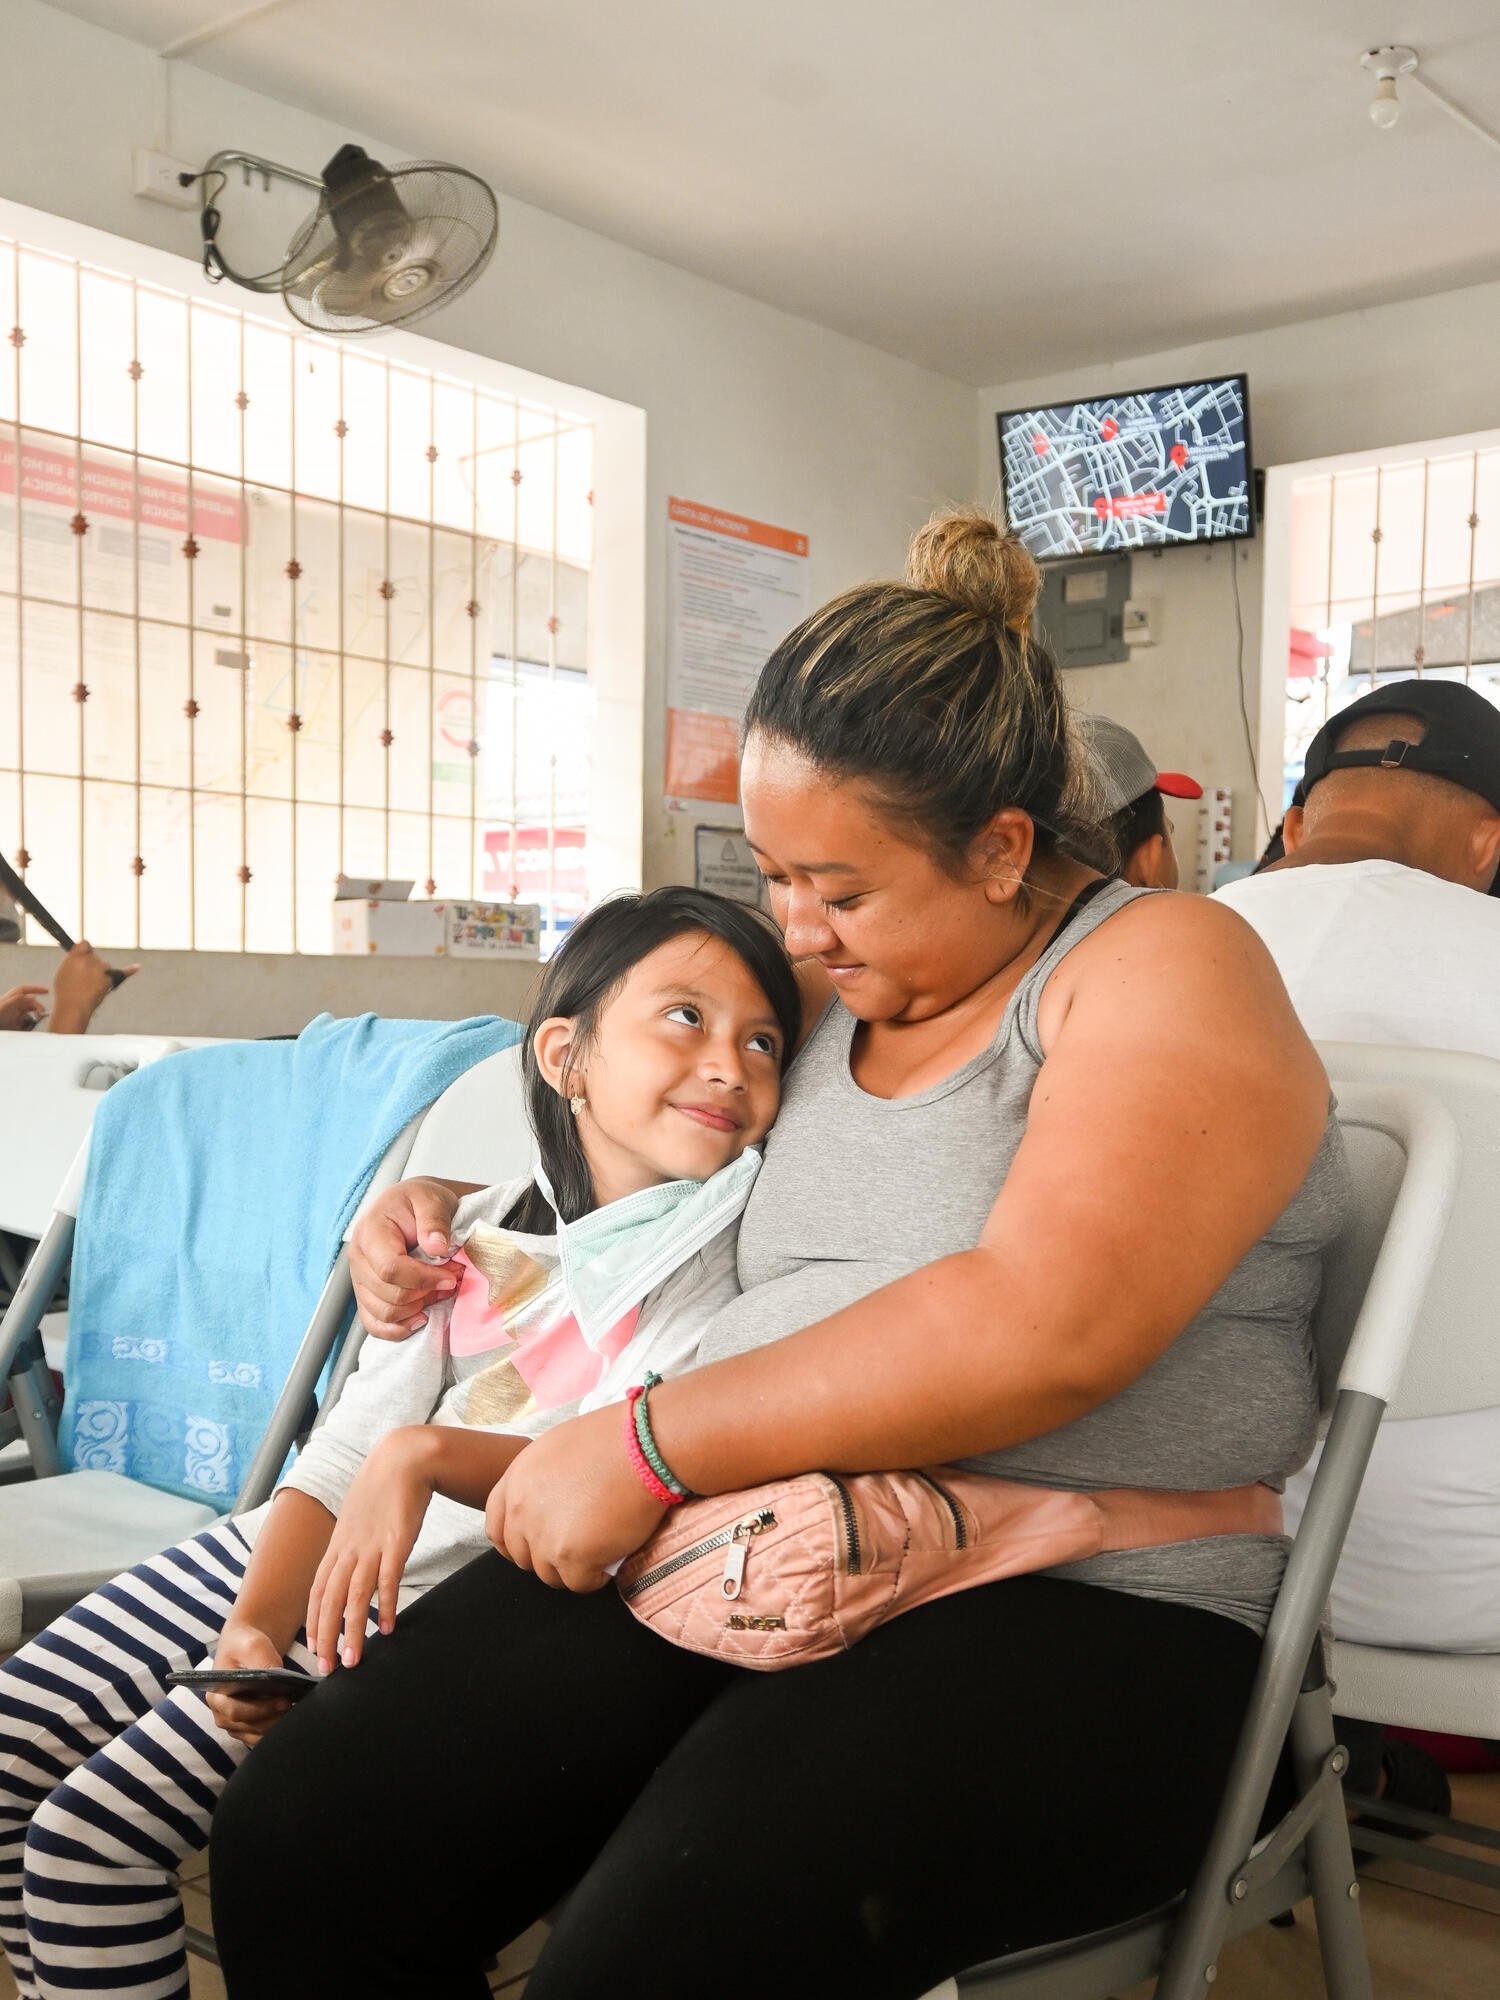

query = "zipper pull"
[
  {"left": 721, "top": 1533, "right": 748, "bottom": 1599},
  {"left": 721, "top": 1510, "right": 775, "bottom": 1600}
]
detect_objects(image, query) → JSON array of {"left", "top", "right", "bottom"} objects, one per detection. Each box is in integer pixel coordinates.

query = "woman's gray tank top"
[{"left": 700, "top": 878, "right": 1349, "bottom": 1633}]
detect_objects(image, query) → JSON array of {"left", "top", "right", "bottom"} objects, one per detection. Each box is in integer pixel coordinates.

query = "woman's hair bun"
[{"left": 906, "top": 506, "right": 1040, "bottom": 635}]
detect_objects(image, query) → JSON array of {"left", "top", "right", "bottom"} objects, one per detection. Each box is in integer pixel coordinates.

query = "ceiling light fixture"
[
  {"left": 1360, "top": 45, "right": 1417, "bottom": 129},
  {"left": 1358, "top": 44, "right": 1500, "bottom": 155}
]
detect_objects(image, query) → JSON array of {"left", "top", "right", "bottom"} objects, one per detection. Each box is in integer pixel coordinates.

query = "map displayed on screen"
[{"left": 998, "top": 377, "right": 1251, "bottom": 560}]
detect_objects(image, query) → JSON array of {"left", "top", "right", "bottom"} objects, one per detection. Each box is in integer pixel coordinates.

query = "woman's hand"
[
  {"left": 349, "top": 1177, "right": 466, "bottom": 1339},
  {"left": 306, "top": 1428, "right": 438, "bottom": 1670},
  {"left": 0, "top": 983, "right": 48, "bottom": 1031},
  {"left": 485, "top": 1403, "right": 665, "bottom": 1592},
  {"left": 204, "top": 1622, "right": 295, "bottom": 1748}
]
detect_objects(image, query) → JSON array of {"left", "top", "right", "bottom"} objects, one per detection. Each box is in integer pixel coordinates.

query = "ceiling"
[{"left": 42, "top": 0, "right": 1500, "bottom": 384}]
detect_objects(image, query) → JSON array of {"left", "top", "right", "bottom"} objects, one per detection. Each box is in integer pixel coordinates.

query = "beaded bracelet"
[
  {"left": 623, "top": 1386, "right": 682, "bottom": 1508},
  {"left": 633, "top": 1371, "right": 697, "bottom": 1501}
]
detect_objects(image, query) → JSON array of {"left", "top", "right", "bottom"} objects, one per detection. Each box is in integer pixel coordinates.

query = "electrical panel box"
[{"left": 1036, "top": 553, "right": 1130, "bottom": 668}]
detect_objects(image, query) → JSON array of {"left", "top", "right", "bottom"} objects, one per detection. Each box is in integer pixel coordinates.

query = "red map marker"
[
  {"left": 1170, "top": 442, "right": 1189, "bottom": 468},
  {"left": 1033, "top": 435, "right": 1049, "bottom": 456},
  {"left": 1094, "top": 497, "right": 1109, "bottom": 518},
  {"left": 1100, "top": 418, "right": 1118, "bottom": 441}
]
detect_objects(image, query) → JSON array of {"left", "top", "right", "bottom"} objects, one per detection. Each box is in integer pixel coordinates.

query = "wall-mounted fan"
[{"left": 182, "top": 144, "right": 498, "bottom": 335}]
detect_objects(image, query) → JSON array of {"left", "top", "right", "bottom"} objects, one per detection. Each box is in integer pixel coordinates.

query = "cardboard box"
[
  {"left": 446, "top": 901, "right": 542, "bottom": 960},
  {"left": 333, "top": 873, "right": 415, "bottom": 902},
  {"left": 332, "top": 899, "right": 448, "bottom": 956}
]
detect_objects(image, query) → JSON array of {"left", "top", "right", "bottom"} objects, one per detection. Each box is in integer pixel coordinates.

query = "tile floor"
[{"left": 1, "top": 1776, "right": 1495, "bottom": 1998}]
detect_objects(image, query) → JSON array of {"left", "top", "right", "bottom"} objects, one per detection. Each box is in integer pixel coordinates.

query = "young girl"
[{"left": 0, "top": 886, "right": 799, "bottom": 2000}]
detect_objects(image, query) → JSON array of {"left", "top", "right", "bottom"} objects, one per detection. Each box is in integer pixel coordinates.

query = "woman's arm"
[{"left": 487, "top": 897, "right": 1330, "bottom": 1584}]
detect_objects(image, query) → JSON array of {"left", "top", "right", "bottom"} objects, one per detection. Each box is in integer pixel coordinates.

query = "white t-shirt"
[{"left": 1214, "top": 859, "right": 1500, "bottom": 1650}]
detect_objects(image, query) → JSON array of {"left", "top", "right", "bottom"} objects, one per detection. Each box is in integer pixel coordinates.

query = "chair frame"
[
  {"left": 1316, "top": 1041, "right": 1500, "bottom": 1902},
  {"left": 955, "top": 1080, "right": 1461, "bottom": 2000},
  {"left": 0, "top": 1104, "right": 430, "bottom": 1610},
  {"left": 2, "top": 1039, "right": 531, "bottom": 1967}
]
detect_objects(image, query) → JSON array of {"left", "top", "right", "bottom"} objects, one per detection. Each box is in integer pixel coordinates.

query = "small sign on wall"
[
  {"left": 665, "top": 497, "right": 809, "bottom": 808},
  {"left": 694, "top": 826, "right": 765, "bottom": 908}
]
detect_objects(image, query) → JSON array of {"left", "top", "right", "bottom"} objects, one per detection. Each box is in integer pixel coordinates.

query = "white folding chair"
[
  {"left": 1310, "top": 1043, "right": 1500, "bottom": 1897},
  {"left": 0, "top": 1034, "right": 212, "bottom": 1475},
  {"left": 946, "top": 1078, "right": 1460, "bottom": 2000},
  {"left": 0, "top": 1041, "right": 532, "bottom": 1650}
]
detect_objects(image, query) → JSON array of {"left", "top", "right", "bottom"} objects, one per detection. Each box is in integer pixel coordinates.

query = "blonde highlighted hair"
[{"left": 743, "top": 507, "right": 1106, "bottom": 874}]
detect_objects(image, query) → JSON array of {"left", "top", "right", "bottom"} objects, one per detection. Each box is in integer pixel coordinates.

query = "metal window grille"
[
  {"left": 1283, "top": 444, "right": 1500, "bottom": 810},
  {"left": 0, "top": 233, "right": 594, "bottom": 954}
]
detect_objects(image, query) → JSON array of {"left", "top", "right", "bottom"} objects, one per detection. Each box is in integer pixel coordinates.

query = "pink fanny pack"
[{"left": 617, "top": 1467, "right": 1283, "bottom": 1670}]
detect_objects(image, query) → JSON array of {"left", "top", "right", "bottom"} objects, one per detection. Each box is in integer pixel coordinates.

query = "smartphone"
[{"left": 166, "top": 1665, "right": 320, "bottom": 1698}]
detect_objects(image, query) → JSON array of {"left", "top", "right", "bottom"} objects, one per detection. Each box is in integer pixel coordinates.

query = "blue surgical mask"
[{"left": 532, "top": 1148, "right": 762, "bottom": 1348}]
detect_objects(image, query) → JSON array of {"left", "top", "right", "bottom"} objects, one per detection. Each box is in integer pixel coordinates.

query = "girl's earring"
[{"left": 569, "top": 1093, "right": 586, "bottom": 1118}]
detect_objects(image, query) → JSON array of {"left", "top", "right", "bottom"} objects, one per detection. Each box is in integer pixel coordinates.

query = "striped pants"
[{"left": 0, "top": 1519, "right": 321, "bottom": 2000}]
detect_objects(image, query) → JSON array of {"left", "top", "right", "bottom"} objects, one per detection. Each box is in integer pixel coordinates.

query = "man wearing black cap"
[
  {"left": 1217, "top": 680, "right": 1500, "bottom": 1054},
  {"left": 1216, "top": 676, "right": 1500, "bottom": 1807}
]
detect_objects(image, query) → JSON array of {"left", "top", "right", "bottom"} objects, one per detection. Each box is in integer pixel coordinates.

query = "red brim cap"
[{"left": 1155, "top": 772, "right": 1204, "bottom": 800}]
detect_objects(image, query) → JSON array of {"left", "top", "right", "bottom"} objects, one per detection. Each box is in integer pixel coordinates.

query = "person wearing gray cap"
[{"left": 1077, "top": 713, "right": 1203, "bottom": 889}]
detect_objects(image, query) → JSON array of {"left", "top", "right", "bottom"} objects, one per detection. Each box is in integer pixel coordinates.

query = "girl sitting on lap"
[{"left": 0, "top": 886, "right": 798, "bottom": 2000}]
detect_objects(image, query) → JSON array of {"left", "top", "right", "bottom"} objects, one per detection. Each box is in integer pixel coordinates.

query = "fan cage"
[{"left": 281, "top": 160, "right": 499, "bottom": 336}]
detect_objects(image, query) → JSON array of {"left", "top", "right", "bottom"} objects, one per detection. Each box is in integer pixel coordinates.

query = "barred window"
[
  {"left": 1283, "top": 443, "right": 1500, "bottom": 810},
  {"left": 0, "top": 233, "right": 594, "bottom": 954}
]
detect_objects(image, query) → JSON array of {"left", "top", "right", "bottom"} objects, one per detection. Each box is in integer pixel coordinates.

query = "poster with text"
[{"left": 665, "top": 496, "right": 809, "bottom": 807}]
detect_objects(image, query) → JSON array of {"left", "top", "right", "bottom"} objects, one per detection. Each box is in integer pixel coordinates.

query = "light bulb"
[{"left": 1370, "top": 75, "right": 1401, "bottom": 128}]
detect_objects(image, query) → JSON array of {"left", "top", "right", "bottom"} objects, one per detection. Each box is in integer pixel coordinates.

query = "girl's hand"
[
  {"left": 349, "top": 1177, "right": 466, "bottom": 1339},
  {"left": 306, "top": 1429, "right": 437, "bottom": 1670},
  {"left": 204, "top": 1622, "right": 294, "bottom": 1748},
  {"left": 485, "top": 1403, "right": 665, "bottom": 1592}
]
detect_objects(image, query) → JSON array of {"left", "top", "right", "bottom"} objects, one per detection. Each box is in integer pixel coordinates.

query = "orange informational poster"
[{"left": 665, "top": 496, "right": 809, "bottom": 807}]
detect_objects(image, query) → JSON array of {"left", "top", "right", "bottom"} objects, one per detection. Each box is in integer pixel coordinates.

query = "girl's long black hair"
[{"left": 504, "top": 887, "right": 801, "bottom": 1232}]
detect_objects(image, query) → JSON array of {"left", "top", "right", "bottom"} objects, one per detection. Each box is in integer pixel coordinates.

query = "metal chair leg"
[{"left": 1291, "top": 1686, "right": 1374, "bottom": 2000}]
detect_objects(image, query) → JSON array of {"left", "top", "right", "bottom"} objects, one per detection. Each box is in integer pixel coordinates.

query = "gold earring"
[{"left": 569, "top": 1093, "right": 586, "bottom": 1117}]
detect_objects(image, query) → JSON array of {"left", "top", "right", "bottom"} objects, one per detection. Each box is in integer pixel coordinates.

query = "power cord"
[{"left": 1229, "top": 543, "right": 1274, "bottom": 840}]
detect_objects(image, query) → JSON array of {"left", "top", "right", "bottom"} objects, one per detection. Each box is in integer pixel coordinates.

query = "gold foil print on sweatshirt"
[
  {"left": 462, "top": 1226, "right": 550, "bottom": 1317},
  {"left": 462, "top": 1355, "right": 537, "bottom": 1428}
]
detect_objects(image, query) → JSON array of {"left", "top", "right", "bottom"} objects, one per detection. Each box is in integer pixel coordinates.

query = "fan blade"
[
  {"left": 283, "top": 240, "right": 341, "bottom": 301},
  {"left": 399, "top": 211, "right": 482, "bottom": 276},
  {"left": 312, "top": 268, "right": 384, "bottom": 319}
]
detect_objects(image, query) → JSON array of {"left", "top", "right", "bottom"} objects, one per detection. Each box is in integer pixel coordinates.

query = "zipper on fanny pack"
[
  {"left": 915, "top": 1471, "right": 968, "bottom": 1550},
  {"left": 620, "top": 1509, "right": 775, "bottom": 1602},
  {"left": 822, "top": 1474, "right": 862, "bottom": 1574}
]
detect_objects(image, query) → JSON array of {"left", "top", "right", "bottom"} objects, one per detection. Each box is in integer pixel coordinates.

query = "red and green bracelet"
[{"left": 623, "top": 1374, "right": 696, "bottom": 1506}]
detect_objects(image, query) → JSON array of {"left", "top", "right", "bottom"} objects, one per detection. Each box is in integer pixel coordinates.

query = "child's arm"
[
  {"left": 305, "top": 1424, "right": 531, "bottom": 1672},
  {"left": 205, "top": 1487, "right": 337, "bottom": 1746}
]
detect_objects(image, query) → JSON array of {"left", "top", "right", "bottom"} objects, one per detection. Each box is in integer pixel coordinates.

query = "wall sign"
[{"left": 665, "top": 496, "right": 809, "bottom": 807}]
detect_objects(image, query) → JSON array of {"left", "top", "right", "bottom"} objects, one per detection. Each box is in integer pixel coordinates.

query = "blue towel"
[{"left": 59, "top": 1012, "right": 524, "bottom": 1507}]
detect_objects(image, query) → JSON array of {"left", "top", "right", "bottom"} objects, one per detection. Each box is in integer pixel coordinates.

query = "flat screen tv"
[{"left": 997, "top": 374, "right": 1253, "bottom": 561}]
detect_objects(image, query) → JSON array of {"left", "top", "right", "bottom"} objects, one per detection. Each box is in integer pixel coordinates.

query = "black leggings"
[{"left": 210, "top": 1552, "right": 1261, "bottom": 2000}]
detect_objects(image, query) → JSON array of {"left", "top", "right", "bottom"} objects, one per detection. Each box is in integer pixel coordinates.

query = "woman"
[{"left": 210, "top": 510, "right": 1344, "bottom": 1999}]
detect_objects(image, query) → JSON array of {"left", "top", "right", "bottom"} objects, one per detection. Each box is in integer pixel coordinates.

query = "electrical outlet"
[
  {"left": 132, "top": 149, "right": 200, "bottom": 211},
  {"left": 1122, "top": 598, "right": 1158, "bottom": 647}
]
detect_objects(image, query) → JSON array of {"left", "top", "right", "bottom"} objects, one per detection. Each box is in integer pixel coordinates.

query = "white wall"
[
  {"left": 3, "top": 0, "right": 978, "bottom": 937},
  {"left": 981, "top": 278, "right": 1500, "bottom": 858}
]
